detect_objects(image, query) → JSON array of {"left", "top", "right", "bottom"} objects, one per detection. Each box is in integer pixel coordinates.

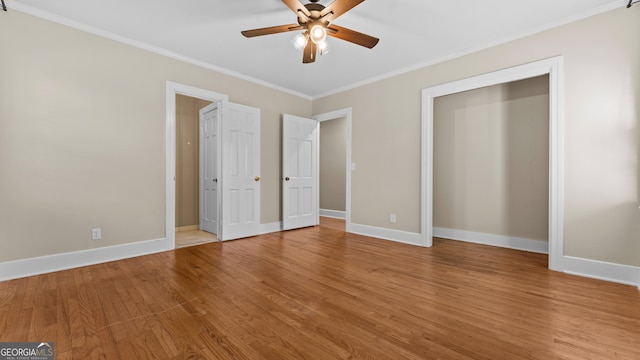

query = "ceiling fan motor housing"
[{"left": 298, "top": 3, "right": 327, "bottom": 24}]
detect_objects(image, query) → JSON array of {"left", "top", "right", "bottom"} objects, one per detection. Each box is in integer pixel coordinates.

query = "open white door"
[
  {"left": 219, "top": 102, "right": 261, "bottom": 241},
  {"left": 199, "top": 103, "right": 220, "bottom": 235},
  {"left": 282, "top": 114, "right": 318, "bottom": 230}
]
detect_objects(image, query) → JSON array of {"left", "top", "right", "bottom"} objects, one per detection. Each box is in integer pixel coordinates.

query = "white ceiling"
[{"left": 11, "top": 0, "right": 624, "bottom": 98}]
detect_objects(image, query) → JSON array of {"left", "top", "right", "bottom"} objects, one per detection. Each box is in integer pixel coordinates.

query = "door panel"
[
  {"left": 199, "top": 103, "right": 219, "bottom": 235},
  {"left": 282, "top": 114, "right": 318, "bottom": 230},
  {"left": 220, "top": 102, "right": 261, "bottom": 240}
]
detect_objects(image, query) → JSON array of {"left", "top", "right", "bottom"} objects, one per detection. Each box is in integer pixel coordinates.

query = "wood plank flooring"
[
  {"left": 1, "top": 217, "right": 639, "bottom": 359},
  {"left": 175, "top": 230, "right": 218, "bottom": 248}
]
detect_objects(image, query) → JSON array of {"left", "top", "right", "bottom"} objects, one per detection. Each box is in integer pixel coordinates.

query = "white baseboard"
[
  {"left": 433, "top": 227, "right": 549, "bottom": 254},
  {"left": 432, "top": 227, "right": 639, "bottom": 288},
  {"left": 0, "top": 238, "right": 167, "bottom": 282},
  {"left": 4, "top": 228, "right": 637, "bottom": 291},
  {"left": 349, "top": 223, "right": 423, "bottom": 246},
  {"left": 562, "top": 256, "right": 640, "bottom": 288},
  {"left": 319, "top": 209, "right": 346, "bottom": 219}
]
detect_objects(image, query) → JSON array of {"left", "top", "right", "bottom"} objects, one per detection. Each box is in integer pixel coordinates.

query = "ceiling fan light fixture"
[
  {"left": 309, "top": 24, "right": 327, "bottom": 44},
  {"left": 318, "top": 40, "right": 329, "bottom": 55},
  {"left": 292, "top": 32, "right": 308, "bottom": 50}
]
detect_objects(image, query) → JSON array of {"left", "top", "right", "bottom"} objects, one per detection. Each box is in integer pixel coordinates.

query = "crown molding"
[{"left": 9, "top": 2, "right": 312, "bottom": 101}]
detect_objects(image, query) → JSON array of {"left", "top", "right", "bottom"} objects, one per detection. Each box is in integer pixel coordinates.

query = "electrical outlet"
[
  {"left": 92, "top": 228, "right": 101, "bottom": 240},
  {"left": 390, "top": 214, "right": 397, "bottom": 223}
]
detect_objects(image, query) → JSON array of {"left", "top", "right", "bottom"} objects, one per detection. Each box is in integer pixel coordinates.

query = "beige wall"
[
  {"left": 175, "top": 95, "right": 211, "bottom": 227},
  {"left": 320, "top": 118, "right": 347, "bottom": 212},
  {"left": 0, "top": 11, "right": 311, "bottom": 263},
  {"left": 433, "top": 76, "right": 549, "bottom": 241},
  {"left": 314, "top": 7, "right": 640, "bottom": 266}
]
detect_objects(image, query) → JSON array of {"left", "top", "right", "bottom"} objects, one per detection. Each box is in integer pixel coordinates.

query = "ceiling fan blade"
[
  {"left": 281, "top": 0, "right": 311, "bottom": 18},
  {"left": 241, "top": 24, "right": 304, "bottom": 38},
  {"left": 321, "top": 0, "right": 365, "bottom": 21},
  {"left": 303, "top": 41, "right": 317, "bottom": 63},
  {"left": 327, "top": 24, "right": 379, "bottom": 48}
]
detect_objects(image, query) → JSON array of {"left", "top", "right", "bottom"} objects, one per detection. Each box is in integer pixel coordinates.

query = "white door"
[
  {"left": 282, "top": 114, "right": 318, "bottom": 230},
  {"left": 219, "top": 102, "right": 261, "bottom": 241},
  {"left": 199, "top": 103, "right": 220, "bottom": 235}
]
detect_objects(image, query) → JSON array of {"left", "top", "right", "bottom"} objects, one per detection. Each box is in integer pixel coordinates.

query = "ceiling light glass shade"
[
  {"left": 292, "top": 32, "right": 308, "bottom": 50},
  {"left": 318, "top": 40, "right": 329, "bottom": 55},
  {"left": 309, "top": 25, "right": 327, "bottom": 44}
]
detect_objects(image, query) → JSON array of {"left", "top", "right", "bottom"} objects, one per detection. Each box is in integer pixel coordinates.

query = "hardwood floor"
[{"left": 1, "top": 217, "right": 639, "bottom": 359}]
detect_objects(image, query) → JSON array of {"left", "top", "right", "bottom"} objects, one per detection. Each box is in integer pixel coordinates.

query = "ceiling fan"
[{"left": 241, "top": 0, "right": 379, "bottom": 64}]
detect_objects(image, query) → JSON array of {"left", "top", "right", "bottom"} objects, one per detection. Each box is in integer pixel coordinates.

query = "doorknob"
[
  {"left": 255, "top": 176, "right": 260, "bottom": 182},
  {"left": 285, "top": 177, "right": 290, "bottom": 181}
]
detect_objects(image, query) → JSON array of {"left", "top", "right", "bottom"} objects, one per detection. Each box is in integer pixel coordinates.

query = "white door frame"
[
  {"left": 166, "top": 81, "right": 229, "bottom": 250},
  {"left": 421, "top": 57, "right": 565, "bottom": 271},
  {"left": 312, "top": 108, "right": 353, "bottom": 232}
]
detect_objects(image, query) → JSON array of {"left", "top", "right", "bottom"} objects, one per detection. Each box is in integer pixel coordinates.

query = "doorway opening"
[
  {"left": 318, "top": 117, "right": 347, "bottom": 230},
  {"left": 165, "top": 82, "right": 228, "bottom": 249},
  {"left": 313, "top": 108, "right": 353, "bottom": 232},
  {"left": 421, "top": 57, "right": 565, "bottom": 271},
  {"left": 174, "top": 94, "right": 218, "bottom": 248},
  {"left": 432, "top": 75, "right": 550, "bottom": 257}
]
